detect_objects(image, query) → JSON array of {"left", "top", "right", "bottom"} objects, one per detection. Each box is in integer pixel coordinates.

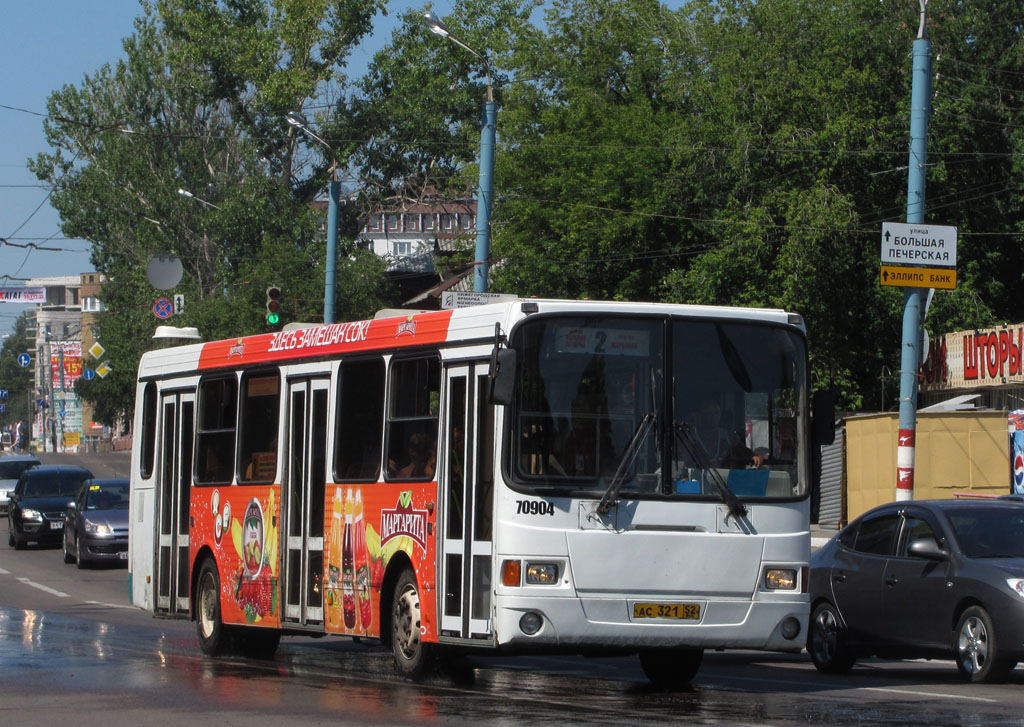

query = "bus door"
[
  {"left": 439, "top": 363, "right": 495, "bottom": 641},
  {"left": 282, "top": 377, "right": 329, "bottom": 626},
  {"left": 155, "top": 390, "right": 194, "bottom": 615}
]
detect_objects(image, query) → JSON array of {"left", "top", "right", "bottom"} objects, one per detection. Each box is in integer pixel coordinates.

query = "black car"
[
  {"left": 8, "top": 465, "right": 94, "bottom": 549},
  {"left": 808, "top": 498, "right": 1024, "bottom": 683},
  {"left": 63, "top": 478, "right": 130, "bottom": 568}
]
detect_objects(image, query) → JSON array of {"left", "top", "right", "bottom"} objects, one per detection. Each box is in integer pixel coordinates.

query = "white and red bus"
[{"left": 128, "top": 298, "right": 832, "bottom": 685}]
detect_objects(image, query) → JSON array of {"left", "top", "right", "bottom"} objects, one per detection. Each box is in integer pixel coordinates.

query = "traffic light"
[{"left": 265, "top": 286, "right": 282, "bottom": 325}]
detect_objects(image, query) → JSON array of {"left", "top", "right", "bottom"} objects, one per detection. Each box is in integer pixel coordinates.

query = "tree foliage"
[
  {"left": 28, "top": 0, "right": 1024, "bottom": 418},
  {"left": 32, "top": 0, "right": 390, "bottom": 424}
]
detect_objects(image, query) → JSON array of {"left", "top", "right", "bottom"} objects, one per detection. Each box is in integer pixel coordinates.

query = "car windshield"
[
  {"left": 946, "top": 506, "right": 1024, "bottom": 558},
  {"left": 85, "top": 484, "right": 130, "bottom": 510},
  {"left": 0, "top": 461, "right": 36, "bottom": 480},
  {"left": 23, "top": 475, "right": 88, "bottom": 498}
]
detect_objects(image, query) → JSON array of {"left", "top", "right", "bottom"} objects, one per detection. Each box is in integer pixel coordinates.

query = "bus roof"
[{"left": 136, "top": 298, "right": 801, "bottom": 379}]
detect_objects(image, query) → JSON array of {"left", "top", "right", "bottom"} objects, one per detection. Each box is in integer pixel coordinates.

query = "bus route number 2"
[{"left": 516, "top": 500, "right": 555, "bottom": 516}]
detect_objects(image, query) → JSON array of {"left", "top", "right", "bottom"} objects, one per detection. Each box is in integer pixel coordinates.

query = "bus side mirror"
[
  {"left": 490, "top": 349, "right": 517, "bottom": 406},
  {"left": 813, "top": 389, "right": 835, "bottom": 446}
]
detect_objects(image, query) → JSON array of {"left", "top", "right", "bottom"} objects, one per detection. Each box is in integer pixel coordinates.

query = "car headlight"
[
  {"left": 1006, "top": 579, "right": 1024, "bottom": 599},
  {"left": 84, "top": 520, "right": 113, "bottom": 535},
  {"left": 21, "top": 508, "right": 42, "bottom": 521}
]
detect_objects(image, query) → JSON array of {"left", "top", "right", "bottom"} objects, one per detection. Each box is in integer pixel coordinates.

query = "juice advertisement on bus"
[
  {"left": 193, "top": 486, "right": 282, "bottom": 627},
  {"left": 324, "top": 486, "right": 434, "bottom": 638}
]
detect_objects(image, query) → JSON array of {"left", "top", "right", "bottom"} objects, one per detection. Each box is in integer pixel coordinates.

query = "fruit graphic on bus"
[{"left": 242, "top": 498, "right": 264, "bottom": 578}]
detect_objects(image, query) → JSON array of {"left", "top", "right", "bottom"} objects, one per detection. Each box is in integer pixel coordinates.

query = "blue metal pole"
[
  {"left": 324, "top": 178, "right": 340, "bottom": 324},
  {"left": 474, "top": 99, "right": 496, "bottom": 293},
  {"left": 896, "top": 29, "right": 932, "bottom": 502}
]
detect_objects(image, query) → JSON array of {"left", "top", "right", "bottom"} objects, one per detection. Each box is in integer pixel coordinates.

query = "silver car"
[{"left": 0, "top": 455, "right": 41, "bottom": 515}]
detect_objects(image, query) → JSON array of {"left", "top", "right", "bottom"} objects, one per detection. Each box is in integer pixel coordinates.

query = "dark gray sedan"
[
  {"left": 62, "top": 478, "right": 129, "bottom": 568},
  {"left": 808, "top": 498, "right": 1024, "bottom": 683}
]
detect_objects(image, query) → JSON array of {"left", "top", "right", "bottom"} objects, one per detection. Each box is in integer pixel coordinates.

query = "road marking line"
[
  {"left": 864, "top": 686, "right": 996, "bottom": 703},
  {"left": 0, "top": 567, "right": 9, "bottom": 575},
  {"left": 17, "top": 577, "right": 69, "bottom": 598},
  {"left": 84, "top": 600, "right": 135, "bottom": 610},
  {"left": 718, "top": 673, "right": 997, "bottom": 703}
]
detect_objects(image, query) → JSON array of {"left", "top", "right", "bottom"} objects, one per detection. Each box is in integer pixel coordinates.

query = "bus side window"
[
  {"left": 385, "top": 357, "right": 440, "bottom": 481},
  {"left": 140, "top": 382, "right": 157, "bottom": 479},
  {"left": 238, "top": 372, "right": 280, "bottom": 483},
  {"left": 195, "top": 376, "right": 237, "bottom": 486},
  {"left": 335, "top": 358, "right": 385, "bottom": 481}
]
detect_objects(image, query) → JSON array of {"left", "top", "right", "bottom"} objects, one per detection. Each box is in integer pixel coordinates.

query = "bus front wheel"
[
  {"left": 196, "top": 559, "right": 232, "bottom": 656},
  {"left": 391, "top": 567, "right": 433, "bottom": 679},
  {"left": 639, "top": 647, "right": 703, "bottom": 689}
]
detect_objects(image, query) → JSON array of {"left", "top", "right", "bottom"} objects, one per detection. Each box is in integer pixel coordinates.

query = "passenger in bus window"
[{"left": 390, "top": 432, "right": 436, "bottom": 479}]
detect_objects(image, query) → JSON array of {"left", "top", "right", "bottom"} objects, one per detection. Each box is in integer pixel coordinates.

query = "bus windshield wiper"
[
  {"left": 673, "top": 421, "right": 748, "bottom": 523},
  {"left": 596, "top": 411, "right": 656, "bottom": 516}
]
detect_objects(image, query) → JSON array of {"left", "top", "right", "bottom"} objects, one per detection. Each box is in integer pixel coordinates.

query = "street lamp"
[
  {"left": 421, "top": 11, "right": 495, "bottom": 293},
  {"left": 287, "top": 111, "right": 340, "bottom": 324},
  {"left": 177, "top": 187, "right": 221, "bottom": 210}
]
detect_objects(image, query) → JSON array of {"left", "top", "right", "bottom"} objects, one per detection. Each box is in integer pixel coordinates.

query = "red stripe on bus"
[{"left": 197, "top": 310, "right": 455, "bottom": 370}]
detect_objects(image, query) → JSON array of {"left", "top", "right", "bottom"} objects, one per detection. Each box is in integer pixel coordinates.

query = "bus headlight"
[
  {"left": 764, "top": 568, "right": 797, "bottom": 590},
  {"left": 525, "top": 563, "right": 559, "bottom": 585}
]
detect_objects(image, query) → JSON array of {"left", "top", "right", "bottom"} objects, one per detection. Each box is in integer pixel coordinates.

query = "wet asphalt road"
[{"left": 3, "top": 452, "right": 1024, "bottom": 725}]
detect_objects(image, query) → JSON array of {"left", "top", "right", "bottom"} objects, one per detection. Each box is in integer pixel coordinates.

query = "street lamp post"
[
  {"left": 177, "top": 188, "right": 221, "bottom": 210},
  {"left": 422, "top": 11, "right": 495, "bottom": 293},
  {"left": 286, "top": 111, "right": 340, "bottom": 324}
]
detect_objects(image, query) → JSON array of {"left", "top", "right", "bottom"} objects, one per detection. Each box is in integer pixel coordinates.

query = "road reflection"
[{"left": 2, "top": 605, "right": 1024, "bottom": 726}]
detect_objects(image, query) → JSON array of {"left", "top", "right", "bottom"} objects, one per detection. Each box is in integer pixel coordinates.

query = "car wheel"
[
  {"left": 956, "top": 606, "right": 1013, "bottom": 683},
  {"left": 808, "top": 602, "right": 855, "bottom": 674},
  {"left": 75, "top": 536, "right": 88, "bottom": 569},
  {"left": 13, "top": 531, "right": 26, "bottom": 551},
  {"left": 8, "top": 529, "right": 13, "bottom": 547},
  {"left": 196, "top": 558, "right": 235, "bottom": 656},
  {"left": 391, "top": 566, "right": 434, "bottom": 679},
  {"left": 63, "top": 531, "right": 74, "bottom": 564},
  {"left": 639, "top": 647, "right": 704, "bottom": 689}
]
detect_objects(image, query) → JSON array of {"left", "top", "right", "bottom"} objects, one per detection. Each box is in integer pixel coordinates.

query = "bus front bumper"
[{"left": 493, "top": 594, "right": 808, "bottom": 652}]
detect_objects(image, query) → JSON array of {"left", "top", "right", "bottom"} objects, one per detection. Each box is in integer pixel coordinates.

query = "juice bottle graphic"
[
  {"left": 353, "top": 490, "right": 372, "bottom": 631},
  {"left": 326, "top": 488, "right": 343, "bottom": 628},
  {"left": 342, "top": 489, "right": 357, "bottom": 629}
]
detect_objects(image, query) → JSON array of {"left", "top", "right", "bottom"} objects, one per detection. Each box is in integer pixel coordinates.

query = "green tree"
[
  {"left": 34, "top": 0, "right": 390, "bottom": 425},
  {"left": 0, "top": 313, "right": 38, "bottom": 432}
]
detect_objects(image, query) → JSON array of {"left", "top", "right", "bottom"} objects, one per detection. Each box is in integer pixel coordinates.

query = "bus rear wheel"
[
  {"left": 391, "top": 567, "right": 433, "bottom": 679},
  {"left": 196, "top": 559, "right": 233, "bottom": 656},
  {"left": 638, "top": 647, "right": 704, "bottom": 689}
]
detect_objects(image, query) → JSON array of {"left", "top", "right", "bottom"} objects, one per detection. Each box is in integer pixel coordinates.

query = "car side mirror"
[{"left": 908, "top": 536, "right": 948, "bottom": 560}]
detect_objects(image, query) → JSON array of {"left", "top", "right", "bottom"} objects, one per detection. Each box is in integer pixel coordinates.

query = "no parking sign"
[{"left": 153, "top": 297, "right": 173, "bottom": 319}]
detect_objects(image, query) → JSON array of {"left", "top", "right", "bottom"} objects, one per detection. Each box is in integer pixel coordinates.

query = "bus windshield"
[{"left": 509, "top": 315, "right": 808, "bottom": 500}]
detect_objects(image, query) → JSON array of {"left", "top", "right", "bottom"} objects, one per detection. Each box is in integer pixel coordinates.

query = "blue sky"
[{"left": 0, "top": 0, "right": 452, "bottom": 337}]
